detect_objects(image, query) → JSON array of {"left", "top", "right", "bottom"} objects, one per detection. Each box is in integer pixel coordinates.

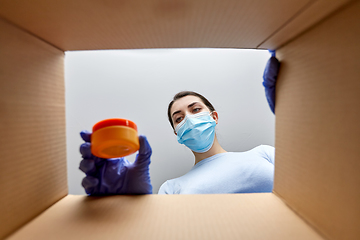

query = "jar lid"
[{"left": 92, "top": 118, "right": 137, "bottom": 132}]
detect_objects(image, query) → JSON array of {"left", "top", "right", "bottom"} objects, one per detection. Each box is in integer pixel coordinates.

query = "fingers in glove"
[
  {"left": 80, "top": 142, "right": 92, "bottom": 159},
  {"left": 79, "top": 158, "right": 97, "bottom": 175},
  {"left": 80, "top": 130, "right": 91, "bottom": 143},
  {"left": 82, "top": 176, "right": 99, "bottom": 195},
  {"left": 104, "top": 158, "right": 128, "bottom": 177},
  {"left": 138, "top": 135, "right": 152, "bottom": 156},
  {"left": 135, "top": 135, "right": 152, "bottom": 165},
  {"left": 268, "top": 49, "right": 276, "bottom": 57}
]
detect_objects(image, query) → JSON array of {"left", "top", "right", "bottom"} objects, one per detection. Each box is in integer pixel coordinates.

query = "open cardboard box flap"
[
  {"left": 1, "top": 0, "right": 359, "bottom": 239},
  {"left": 8, "top": 194, "right": 323, "bottom": 240}
]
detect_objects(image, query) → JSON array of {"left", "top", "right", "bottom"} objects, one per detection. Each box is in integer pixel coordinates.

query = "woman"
[
  {"left": 79, "top": 91, "right": 274, "bottom": 195},
  {"left": 159, "top": 91, "right": 274, "bottom": 194}
]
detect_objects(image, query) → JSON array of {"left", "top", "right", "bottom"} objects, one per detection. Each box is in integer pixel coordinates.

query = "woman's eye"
[
  {"left": 193, "top": 108, "right": 201, "bottom": 113},
  {"left": 175, "top": 117, "right": 183, "bottom": 123}
]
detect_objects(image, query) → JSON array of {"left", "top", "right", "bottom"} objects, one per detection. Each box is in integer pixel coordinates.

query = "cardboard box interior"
[
  {"left": 0, "top": 0, "right": 359, "bottom": 239},
  {"left": 275, "top": 2, "right": 360, "bottom": 239},
  {"left": 7, "top": 194, "right": 324, "bottom": 240}
]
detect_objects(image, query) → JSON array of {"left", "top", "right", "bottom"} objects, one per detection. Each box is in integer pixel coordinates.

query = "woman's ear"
[{"left": 211, "top": 111, "right": 219, "bottom": 124}]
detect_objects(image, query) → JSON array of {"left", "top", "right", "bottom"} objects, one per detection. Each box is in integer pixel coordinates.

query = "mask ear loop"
[{"left": 209, "top": 111, "right": 218, "bottom": 125}]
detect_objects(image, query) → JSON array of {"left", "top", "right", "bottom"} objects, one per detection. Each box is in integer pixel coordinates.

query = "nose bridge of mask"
[{"left": 175, "top": 111, "right": 211, "bottom": 133}]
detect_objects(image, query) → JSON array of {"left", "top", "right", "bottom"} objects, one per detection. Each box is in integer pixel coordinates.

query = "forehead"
[{"left": 171, "top": 95, "right": 204, "bottom": 114}]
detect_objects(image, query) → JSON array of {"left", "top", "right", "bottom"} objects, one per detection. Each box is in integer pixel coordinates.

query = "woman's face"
[{"left": 170, "top": 95, "right": 215, "bottom": 131}]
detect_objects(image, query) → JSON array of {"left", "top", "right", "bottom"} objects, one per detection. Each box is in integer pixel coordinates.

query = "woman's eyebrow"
[
  {"left": 171, "top": 102, "right": 200, "bottom": 118},
  {"left": 172, "top": 110, "right": 181, "bottom": 118},
  {"left": 187, "top": 102, "right": 199, "bottom": 108}
]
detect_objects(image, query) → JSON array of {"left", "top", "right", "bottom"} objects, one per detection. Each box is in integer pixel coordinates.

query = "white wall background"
[{"left": 65, "top": 48, "right": 275, "bottom": 195}]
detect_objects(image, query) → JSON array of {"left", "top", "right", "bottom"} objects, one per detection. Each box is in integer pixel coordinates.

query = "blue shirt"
[{"left": 158, "top": 145, "right": 275, "bottom": 194}]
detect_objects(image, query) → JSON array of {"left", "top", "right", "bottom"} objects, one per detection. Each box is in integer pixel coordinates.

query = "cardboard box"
[{"left": 0, "top": 0, "right": 359, "bottom": 239}]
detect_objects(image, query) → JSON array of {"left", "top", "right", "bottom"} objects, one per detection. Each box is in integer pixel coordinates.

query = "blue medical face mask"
[{"left": 175, "top": 111, "right": 216, "bottom": 153}]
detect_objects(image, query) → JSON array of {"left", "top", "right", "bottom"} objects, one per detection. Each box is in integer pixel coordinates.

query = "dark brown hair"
[{"left": 167, "top": 91, "right": 215, "bottom": 129}]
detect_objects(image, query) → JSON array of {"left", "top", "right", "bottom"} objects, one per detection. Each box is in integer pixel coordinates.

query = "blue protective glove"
[
  {"left": 79, "top": 130, "right": 153, "bottom": 195},
  {"left": 263, "top": 50, "right": 280, "bottom": 114}
]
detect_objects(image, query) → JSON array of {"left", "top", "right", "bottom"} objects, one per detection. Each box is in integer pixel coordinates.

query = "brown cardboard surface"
[
  {"left": 274, "top": 1, "right": 360, "bottom": 240},
  {"left": 1, "top": 0, "right": 359, "bottom": 239},
  {"left": 0, "top": 0, "right": 311, "bottom": 51},
  {"left": 8, "top": 194, "right": 324, "bottom": 240},
  {"left": 259, "top": 0, "right": 351, "bottom": 49},
  {"left": 0, "top": 18, "right": 67, "bottom": 239}
]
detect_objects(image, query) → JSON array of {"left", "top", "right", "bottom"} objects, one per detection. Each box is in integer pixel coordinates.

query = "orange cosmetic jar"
[{"left": 91, "top": 118, "right": 140, "bottom": 159}]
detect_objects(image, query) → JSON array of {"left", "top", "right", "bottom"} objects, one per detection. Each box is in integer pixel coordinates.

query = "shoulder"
[
  {"left": 254, "top": 144, "right": 274, "bottom": 152},
  {"left": 158, "top": 181, "right": 171, "bottom": 194},
  {"left": 158, "top": 178, "right": 182, "bottom": 194},
  {"left": 251, "top": 145, "right": 275, "bottom": 164}
]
